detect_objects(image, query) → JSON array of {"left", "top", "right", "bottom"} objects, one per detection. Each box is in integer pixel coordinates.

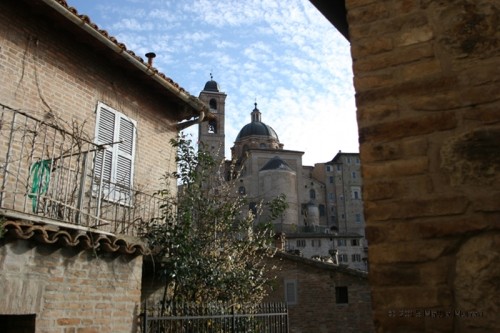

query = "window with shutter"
[
  {"left": 94, "top": 102, "right": 136, "bottom": 203},
  {"left": 285, "top": 279, "right": 297, "bottom": 305}
]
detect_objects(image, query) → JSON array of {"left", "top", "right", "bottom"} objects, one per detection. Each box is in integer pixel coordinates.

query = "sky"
[{"left": 66, "top": 0, "right": 358, "bottom": 166}]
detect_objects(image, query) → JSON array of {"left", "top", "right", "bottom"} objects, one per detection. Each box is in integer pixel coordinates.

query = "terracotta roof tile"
[
  {"left": 2, "top": 220, "right": 149, "bottom": 256},
  {"left": 52, "top": 0, "right": 189, "bottom": 95}
]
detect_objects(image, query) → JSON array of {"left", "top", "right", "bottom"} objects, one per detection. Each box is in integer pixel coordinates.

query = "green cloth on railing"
[{"left": 29, "top": 159, "right": 52, "bottom": 213}]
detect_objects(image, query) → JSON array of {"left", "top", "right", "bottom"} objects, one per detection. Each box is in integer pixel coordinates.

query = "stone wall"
[
  {"left": 264, "top": 253, "right": 374, "bottom": 333},
  {"left": 345, "top": 0, "right": 500, "bottom": 331},
  {"left": 0, "top": 239, "right": 143, "bottom": 333}
]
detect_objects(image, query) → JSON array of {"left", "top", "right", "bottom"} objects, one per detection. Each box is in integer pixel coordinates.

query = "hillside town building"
[{"left": 198, "top": 78, "right": 367, "bottom": 271}]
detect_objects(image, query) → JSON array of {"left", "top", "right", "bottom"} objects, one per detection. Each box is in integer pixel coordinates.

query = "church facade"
[{"left": 198, "top": 78, "right": 367, "bottom": 271}]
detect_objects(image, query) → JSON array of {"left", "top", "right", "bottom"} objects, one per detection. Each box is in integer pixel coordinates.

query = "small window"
[
  {"left": 311, "top": 239, "right": 321, "bottom": 247},
  {"left": 319, "top": 204, "right": 325, "bottom": 217},
  {"left": 326, "top": 165, "right": 332, "bottom": 172},
  {"left": 338, "top": 254, "right": 348, "bottom": 262},
  {"left": 346, "top": 157, "right": 351, "bottom": 164},
  {"left": 328, "top": 193, "right": 334, "bottom": 201},
  {"left": 285, "top": 280, "right": 297, "bottom": 305},
  {"left": 301, "top": 204, "right": 308, "bottom": 216},
  {"left": 351, "top": 239, "right": 360, "bottom": 246},
  {"left": 309, "top": 189, "right": 316, "bottom": 199},
  {"left": 260, "top": 143, "right": 266, "bottom": 148},
  {"left": 296, "top": 239, "right": 306, "bottom": 247},
  {"left": 238, "top": 186, "right": 246, "bottom": 195},
  {"left": 329, "top": 176, "right": 334, "bottom": 183},
  {"left": 335, "top": 286, "right": 348, "bottom": 304},
  {"left": 355, "top": 213, "right": 362, "bottom": 223},
  {"left": 352, "top": 171, "right": 356, "bottom": 179},
  {"left": 356, "top": 157, "right": 360, "bottom": 164},
  {"left": 351, "top": 186, "right": 361, "bottom": 200},
  {"left": 249, "top": 202, "right": 257, "bottom": 215},
  {"left": 337, "top": 239, "right": 346, "bottom": 247},
  {"left": 209, "top": 98, "right": 217, "bottom": 110},
  {"left": 352, "top": 254, "right": 361, "bottom": 262}
]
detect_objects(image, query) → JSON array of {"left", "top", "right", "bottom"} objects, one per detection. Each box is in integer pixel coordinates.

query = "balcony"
[
  {"left": 0, "top": 104, "right": 165, "bottom": 237},
  {"left": 274, "top": 223, "right": 331, "bottom": 234}
]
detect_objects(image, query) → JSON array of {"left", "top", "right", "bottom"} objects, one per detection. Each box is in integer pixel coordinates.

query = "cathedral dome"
[
  {"left": 235, "top": 103, "right": 279, "bottom": 141},
  {"left": 236, "top": 122, "right": 279, "bottom": 141}
]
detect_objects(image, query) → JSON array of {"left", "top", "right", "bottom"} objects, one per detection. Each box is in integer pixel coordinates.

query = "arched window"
[
  {"left": 249, "top": 202, "right": 257, "bottom": 215},
  {"left": 208, "top": 119, "right": 217, "bottom": 134},
  {"left": 209, "top": 98, "right": 217, "bottom": 110},
  {"left": 309, "top": 189, "right": 316, "bottom": 199},
  {"left": 238, "top": 186, "right": 246, "bottom": 195}
]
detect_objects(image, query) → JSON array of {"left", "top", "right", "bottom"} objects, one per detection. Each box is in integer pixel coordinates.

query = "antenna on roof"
[{"left": 210, "top": 71, "right": 213, "bottom": 80}]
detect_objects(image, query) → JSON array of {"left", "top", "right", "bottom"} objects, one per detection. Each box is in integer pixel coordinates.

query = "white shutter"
[
  {"left": 94, "top": 102, "right": 136, "bottom": 202},
  {"left": 116, "top": 117, "right": 135, "bottom": 190},
  {"left": 95, "top": 106, "right": 115, "bottom": 187}
]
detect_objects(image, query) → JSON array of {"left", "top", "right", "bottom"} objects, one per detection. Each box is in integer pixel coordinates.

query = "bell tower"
[{"left": 198, "top": 74, "right": 226, "bottom": 161}]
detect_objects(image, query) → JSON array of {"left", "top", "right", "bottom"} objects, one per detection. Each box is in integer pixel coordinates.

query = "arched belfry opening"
[
  {"left": 208, "top": 119, "right": 217, "bottom": 134},
  {"left": 209, "top": 98, "right": 217, "bottom": 110}
]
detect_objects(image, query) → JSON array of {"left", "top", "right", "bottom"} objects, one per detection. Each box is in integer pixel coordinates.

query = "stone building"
[
  {"left": 264, "top": 252, "right": 375, "bottom": 333},
  {"left": 0, "top": 0, "right": 207, "bottom": 332},
  {"left": 314, "top": 152, "right": 367, "bottom": 271},
  {"left": 197, "top": 79, "right": 368, "bottom": 271},
  {"left": 311, "top": 0, "right": 500, "bottom": 332}
]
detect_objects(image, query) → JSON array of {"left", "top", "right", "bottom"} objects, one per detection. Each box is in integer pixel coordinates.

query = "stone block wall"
[
  {"left": 345, "top": 0, "right": 500, "bottom": 331},
  {"left": 0, "top": 239, "right": 143, "bottom": 333},
  {"left": 265, "top": 253, "right": 374, "bottom": 333}
]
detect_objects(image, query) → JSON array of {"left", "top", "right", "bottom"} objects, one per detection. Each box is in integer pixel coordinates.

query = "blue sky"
[{"left": 66, "top": 0, "right": 358, "bottom": 165}]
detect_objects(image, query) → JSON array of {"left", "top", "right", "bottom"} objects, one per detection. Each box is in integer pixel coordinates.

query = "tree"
[{"left": 142, "top": 135, "right": 287, "bottom": 309}]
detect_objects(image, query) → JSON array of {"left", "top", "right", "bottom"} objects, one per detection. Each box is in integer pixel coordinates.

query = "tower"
[{"left": 198, "top": 75, "right": 226, "bottom": 161}]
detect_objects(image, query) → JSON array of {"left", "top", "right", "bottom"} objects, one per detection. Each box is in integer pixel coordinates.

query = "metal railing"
[
  {"left": 0, "top": 104, "right": 165, "bottom": 236},
  {"left": 142, "top": 302, "right": 288, "bottom": 333},
  {"left": 275, "top": 223, "right": 331, "bottom": 234}
]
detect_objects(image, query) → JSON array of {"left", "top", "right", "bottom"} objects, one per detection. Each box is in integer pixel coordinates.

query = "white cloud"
[{"left": 67, "top": 0, "right": 358, "bottom": 165}]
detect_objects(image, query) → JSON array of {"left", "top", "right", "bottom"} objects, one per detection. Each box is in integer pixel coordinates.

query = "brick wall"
[
  {"left": 265, "top": 253, "right": 374, "bottom": 333},
  {"left": 0, "top": 1, "right": 180, "bottom": 197},
  {"left": 346, "top": 0, "right": 500, "bottom": 331},
  {"left": 0, "top": 239, "right": 143, "bottom": 333}
]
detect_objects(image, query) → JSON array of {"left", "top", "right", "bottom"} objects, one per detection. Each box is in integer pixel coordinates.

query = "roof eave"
[{"left": 41, "top": 0, "right": 208, "bottom": 121}]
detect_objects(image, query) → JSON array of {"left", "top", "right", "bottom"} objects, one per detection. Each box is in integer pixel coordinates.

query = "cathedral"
[{"left": 197, "top": 77, "right": 367, "bottom": 271}]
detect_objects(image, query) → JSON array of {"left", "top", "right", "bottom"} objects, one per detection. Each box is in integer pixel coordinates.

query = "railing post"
[
  {"left": 142, "top": 300, "right": 148, "bottom": 333},
  {"left": 231, "top": 304, "right": 236, "bottom": 333},
  {"left": 75, "top": 151, "right": 88, "bottom": 225}
]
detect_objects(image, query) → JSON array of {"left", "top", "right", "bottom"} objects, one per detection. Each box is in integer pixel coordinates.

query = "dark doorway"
[{"left": 0, "top": 314, "right": 36, "bottom": 333}]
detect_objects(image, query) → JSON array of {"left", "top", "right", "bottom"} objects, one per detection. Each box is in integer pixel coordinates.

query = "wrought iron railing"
[
  {"left": 141, "top": 301, "right": 288, "bottom": 333},
  {"left": 0, "top": 103, "right": 166, "bottom": 236}
]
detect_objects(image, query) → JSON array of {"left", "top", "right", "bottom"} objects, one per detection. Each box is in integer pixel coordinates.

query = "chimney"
[{"left": 145, "top": 52, "right": 156, "bottom": 66}]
